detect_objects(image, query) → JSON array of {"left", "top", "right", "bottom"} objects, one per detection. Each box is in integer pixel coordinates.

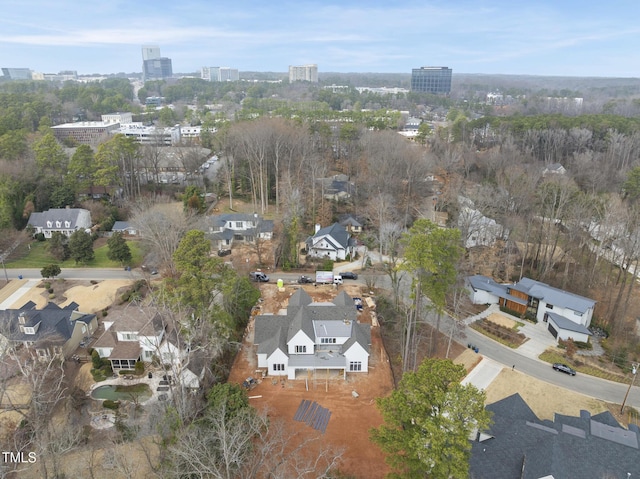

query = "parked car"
[
  {"left": 340, "top": 271, "right": 358, "bottom": 280},
  {"left": 552, "top": 363, "right": 576, "bottom": 376},
  {"left": 249, "top": 271, "right": 269, "bottom": 282},
  {"left": 217, "top": 249, "right": 232, "bottom": 257},
  {"left": 297, "top": 275, "right": 314, "bottom": 284}
]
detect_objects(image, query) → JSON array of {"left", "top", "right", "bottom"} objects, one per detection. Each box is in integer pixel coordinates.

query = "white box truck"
[{"left": 315, "top": 271, "right": 343, "bottom": 285}]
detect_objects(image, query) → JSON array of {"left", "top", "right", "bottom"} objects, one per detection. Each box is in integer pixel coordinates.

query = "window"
[
  {"left": 349, "top": 362, "right": 362, "bottom": 371},
  {"left": 547, "top": 304, "right": 554, "bottom": 310},
  {"left": 122, "top": 333, "right": 138, "bottom": 341},
  {"left": 273, "top": 363, "right": 285, "bottom": 371},
  {"left": 295, "top": 345, "right": 306, "bottom": 353},
  {"left": 235, "top": 221, "right": 243, "bottom": 228},
  {"left": 320, "top": 338, "right": 336, "bottom": 344}
]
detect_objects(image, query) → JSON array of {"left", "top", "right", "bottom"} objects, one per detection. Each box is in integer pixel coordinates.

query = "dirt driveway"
[{"left": 228, "top": 283, "right": 394, "bottom": 479}]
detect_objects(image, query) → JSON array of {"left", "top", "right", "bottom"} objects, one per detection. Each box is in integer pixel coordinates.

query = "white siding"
[
  {"left": 267, "top": 348, "right": 288, "bottom": 377},
  {"left": 343, "top": 342, "right": 369, "bottom": 373},
  {"left": 287, "top": 331, "right": 314, "bottom": 355}
]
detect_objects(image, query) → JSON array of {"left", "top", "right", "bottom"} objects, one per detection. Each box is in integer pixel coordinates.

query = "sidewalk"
[
  {"left": 462, "top": 357, "right": 504, "bottom": 390},
  {"left": 0, "top": 280, "right": 39, "bottom": 310}
]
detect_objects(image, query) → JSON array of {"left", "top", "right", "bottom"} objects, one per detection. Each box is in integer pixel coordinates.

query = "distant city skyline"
[{"left": 2, "top": 1, "right": 639, "bottom": 77}]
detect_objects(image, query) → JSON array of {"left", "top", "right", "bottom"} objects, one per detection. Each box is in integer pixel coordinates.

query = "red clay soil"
[{"left": 228, "top": 283, "right": 395, "bottom": 479}]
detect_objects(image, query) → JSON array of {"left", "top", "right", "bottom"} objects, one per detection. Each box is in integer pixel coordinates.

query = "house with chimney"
[
  {"left": 305, "top": 223, "right": 356, "bottom": 261},
  {"left": 27, "top": 208, "right": 92, "bottom": 239},
  {"left": 0, "top": 301, "right": 97, "bottom": 360},
  {"left": 470, "top": 393, "right": 640, "bottom": 478},
  {"left": 206, "top": 213, "right": 274, "bottom": 251}
]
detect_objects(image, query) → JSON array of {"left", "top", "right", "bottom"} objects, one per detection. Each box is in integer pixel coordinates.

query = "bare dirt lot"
[{"left": 228, "top": 283, "right": 395, "bottom": 479}]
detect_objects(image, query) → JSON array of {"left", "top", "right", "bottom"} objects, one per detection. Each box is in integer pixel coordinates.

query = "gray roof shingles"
[{"left": 470, "top": 393, "right": 640, "bottom": 479}]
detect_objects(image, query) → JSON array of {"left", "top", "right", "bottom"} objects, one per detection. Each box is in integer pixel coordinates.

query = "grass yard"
[{"left": 5, "top": 239, "right": 143, "bottom": 269}]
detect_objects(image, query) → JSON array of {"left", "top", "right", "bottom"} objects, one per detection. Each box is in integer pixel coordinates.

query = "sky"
[{"left": 1, "top": 0, "right": 639, "bottom": 77}]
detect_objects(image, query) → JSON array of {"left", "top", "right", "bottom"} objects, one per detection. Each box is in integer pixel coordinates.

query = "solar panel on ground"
[{"left": 293, "top": 399, "right": 332, "bottom": 434}]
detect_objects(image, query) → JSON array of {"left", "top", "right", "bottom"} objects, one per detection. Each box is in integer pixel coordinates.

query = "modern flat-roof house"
[
  {"left": 206, "top": 213, "right": 274, "bottom": 251},
  {"left": 306, "top": 223, "right": 356, "bottom": 261},
  {"left": 27, "top": 208, "right": 92, "bottom": 238},
  {"left": 466, "top": 275, "right": 596, "bottom": 343},
  {"left": 253, "top": 289, "right": 370, "bottom": 380},
  {"left": 470, "top": 393, "right": 640, "bottom": 478},
  {"left": 0, "top": 301, "right": 97, "bottom": 360}
]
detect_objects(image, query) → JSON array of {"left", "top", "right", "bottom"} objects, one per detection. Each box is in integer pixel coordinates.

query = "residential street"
[{"left": 2, "top": 255, "right": 639, "bottom": 409}]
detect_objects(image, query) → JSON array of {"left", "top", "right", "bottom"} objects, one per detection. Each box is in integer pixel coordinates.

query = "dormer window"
[
  {"left": 55, "top": 221, "right": 61, "bottom": 228},
  {"left": 46, "top": 221, "right": 52, "bottom": 228},
  {"left": 64, "top": 221, "right": 71, "bottom": 228}
]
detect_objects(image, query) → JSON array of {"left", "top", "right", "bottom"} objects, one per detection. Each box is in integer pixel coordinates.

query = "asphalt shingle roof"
[{"left": 470, "top": 393, "right": 640, "bottom": 479}]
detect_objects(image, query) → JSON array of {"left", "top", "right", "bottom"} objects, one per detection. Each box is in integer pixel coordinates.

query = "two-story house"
[
  {"left": 27, "top": 208, "right": 92, "bottom": 239},
  {"left": 206, "top": 213, "right": 274, "bottom": 251},
  {"left": 253, "top": 289, "right": 371, "bottom": 380},
  {"left": 467, "top": 275, "right": 596, "bottom": 343},
  {"left": 0, "top": 301, "right": 97, "bottom": 360},
  {"left": 305, "top": 223, "right": 356, "bottom": 261},
  {"left": 92, "top": 306, "right": 184, "bottom": 370}
]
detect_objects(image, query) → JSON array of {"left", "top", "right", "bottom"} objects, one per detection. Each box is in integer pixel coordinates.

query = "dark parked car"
[
  {"left": 217, "top": 249, "right": 232, "bottom": 257},
  {"left": 552, "top": 363, "right": 576, "bottom": 376},
  {"left": 297, "top": 275, "right": 314, "bottom": 284},
  {"left": 249, "top": 271, "right": 269, "bottom": 282},
  {"left": 340, "top": 272, "right": 358, "bottom": 280}
]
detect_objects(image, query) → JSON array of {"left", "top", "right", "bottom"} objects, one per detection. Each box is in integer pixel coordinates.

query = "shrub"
[
  {"left": 320, "top": 259, "right": 334, "bottom": 271},
  {"left": 118, "top": 370, "right": 135, "bottom": 376},
  {"left": 48, "top": 288, "right": 54, "bottom": 294},
  {"left": 48, "top": 293, "right": 55, "bottom": 299},
  {"left": 102, "top": 309, "right": 108, "bottom": 317},
  {"left": 43, "top": 282, "right": 51, "bottom": 289},
  {"left": 91, "top": 350, "right": 103, "bottom": 369},
  {"left": 103, "top": 400, "right": 120, "bottom": 410},
  {"left": 35, "top": 233, "right": 45, "bottom": 242},
  {"left": 134, "top": 361, "right": 145, "bottom": 375}
]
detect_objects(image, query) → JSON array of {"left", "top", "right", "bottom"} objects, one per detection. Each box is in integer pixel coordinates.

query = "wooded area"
[{"left": 2, "top": 72, "right": 640, "bottom": 476}]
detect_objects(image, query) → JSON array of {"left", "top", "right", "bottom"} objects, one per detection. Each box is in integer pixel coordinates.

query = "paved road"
[
  {"left": 3, "top": 262, "right": 639, "bottom": 408},
  {"left": 1, "top": 268, "right": 144, "bottom": 281},
  {"left": 373, "top": 272, "right": 640, "bottom": 409}
]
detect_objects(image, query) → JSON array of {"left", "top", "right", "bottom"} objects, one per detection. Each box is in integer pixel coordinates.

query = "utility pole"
[{"left": 621, "top": 363, "right": 638, "bottom": 414}]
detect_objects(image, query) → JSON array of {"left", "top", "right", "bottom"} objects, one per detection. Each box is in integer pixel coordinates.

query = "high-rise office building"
[
  {"left": 201, "top": 67, "right": 220, "bottom": 81},
  {"left": 411, "top": 66, "right": 452, "bottom": 94},
  {"left": 289, "top": 64, "right": 318, "bottom": 83},
  {"left": 141, "top": 45, "right": 172, "bottom": 81},
  {"left": 202, "top": 66, "right": 239, "bottom": 82},
  {"left": 219, "top": 67, "right": 239, "bottom": 82},
  {"left": 141, "top": 45, "right": 161, "bottom": 61}
]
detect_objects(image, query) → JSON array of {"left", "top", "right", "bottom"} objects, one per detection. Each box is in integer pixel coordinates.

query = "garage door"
[{"left": 548, "top": 323, "right": 558, "bottom": 339}]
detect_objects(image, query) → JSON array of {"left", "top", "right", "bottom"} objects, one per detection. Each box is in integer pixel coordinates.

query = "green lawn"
[{"left": 5, "top": 239, "right": 144, "bottom": 269}]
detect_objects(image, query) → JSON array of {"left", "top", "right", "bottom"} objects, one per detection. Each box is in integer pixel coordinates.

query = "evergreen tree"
[
  {"left": 107, "top": 232, "right": 132, "bottom": 264},
  {"left": 68, "top": 230, "right": 94, "bottom": 264},
  {"left": 370, "top": 359, "right": 492, "bottom": 479}
]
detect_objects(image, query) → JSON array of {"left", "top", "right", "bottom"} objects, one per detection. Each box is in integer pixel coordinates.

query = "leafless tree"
[
  {"left": 164, "top": 405, "right": 343, "bottom": 479},
  {"left": 130, "top": 197, "right": 202, "bottom": 276}
]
